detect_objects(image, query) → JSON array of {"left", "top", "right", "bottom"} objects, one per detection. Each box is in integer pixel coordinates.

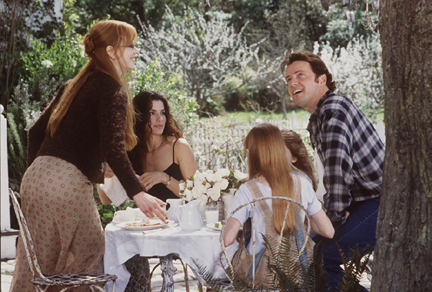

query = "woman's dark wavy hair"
[
  {"left": 128, "top": 91, "right": 183, "bottom": 173},
  {"left": 280, "top": 51, "right": 336, "bottom": 92}
]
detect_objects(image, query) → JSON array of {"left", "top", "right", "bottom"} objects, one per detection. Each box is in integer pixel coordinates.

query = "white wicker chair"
[
  {"left": 9, "top": 188, "right": 117, "bottom": 292},
  {"left": 220, "top": 196, "right": 312, "bottom": 289}
]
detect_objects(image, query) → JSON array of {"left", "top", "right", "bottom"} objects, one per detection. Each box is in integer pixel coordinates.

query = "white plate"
[
  {"left": 206, "top": 222, "right": 222, "bottom": 231},
  {"left": 118, "top": 219, "right": 173, "bottom": 231}
]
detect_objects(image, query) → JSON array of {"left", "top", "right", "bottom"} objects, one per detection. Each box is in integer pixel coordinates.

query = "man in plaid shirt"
[{"left": 281, "top": 52, "right": 384, "bottom": 292}]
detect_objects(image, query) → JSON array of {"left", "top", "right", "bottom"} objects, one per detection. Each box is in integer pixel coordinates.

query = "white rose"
[
  {"left": 183, "top": 189, "right": 193, "bottom": 201},
  {"left": 206, "top": 169, "right": 214, "bottom": 174},
  {"left": 179, "top": 181, "right": 186, "bottom": 192},
  {"left": 199, "top": 194, "right": 209, "bottom": 206},
  {"left": 214, "top": 173, "right": 223, "bottom": 182},
  {"left": 218, "top": 179, "right": 229, "bottom": 190},
  {"left": 234, "top": 170, "right": 248, "bottom": 181},
  {"left": 196, "top": 171, "right": 207, "bottom": 181},
  {"left": 194, "top": 177, "right": 203, "bottom": 187},
  {"left": 205, "top": 183, "right": 211, "bottom": 189},
  {"left": 216, "top": 168, "right": 230, "bottom": 178},
  {"left": 206, "top": 173, "right": 217, "bottom": 183},
  {"left": 191, "top": 187, "right": 202, "bottom": 199},
  {"left": 207, "top": 186, "right": 221, "bottom": 201},
  {"left": 195, "top": 183, "right": 208, "bottom": 195},
  {"left": 187, "top": 180, "right": 194, "bottom": 189}
]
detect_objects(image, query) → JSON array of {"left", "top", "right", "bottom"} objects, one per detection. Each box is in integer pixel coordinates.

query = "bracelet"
[{"left": 166, "top": 175, "right": 171, "bottom": 186}]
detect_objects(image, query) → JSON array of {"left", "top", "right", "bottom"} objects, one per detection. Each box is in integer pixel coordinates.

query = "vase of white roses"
[{"left": 179, "top": 168, "right": 248, "bottom": 220}]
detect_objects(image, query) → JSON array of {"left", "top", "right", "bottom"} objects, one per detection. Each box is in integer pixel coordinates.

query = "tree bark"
[{"left": 372, "top": 0, "right": 432, "bottom": 291}]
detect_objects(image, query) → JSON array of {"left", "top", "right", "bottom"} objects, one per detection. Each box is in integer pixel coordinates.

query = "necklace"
[{"left": 149, "top": 140, "right": 164, "bottom": 153}]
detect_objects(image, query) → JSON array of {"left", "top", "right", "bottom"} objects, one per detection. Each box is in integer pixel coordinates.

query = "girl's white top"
[{"left": 231, "top": 175, "right": 322, "bottom": 254}]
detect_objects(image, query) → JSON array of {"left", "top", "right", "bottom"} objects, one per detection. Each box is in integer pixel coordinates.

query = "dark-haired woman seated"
[
  {"left": 98, "top": 91, "right": 197, "bottom": 292},
  {"left": 98, "top": 90, "right": 197, "bottom": 204}
]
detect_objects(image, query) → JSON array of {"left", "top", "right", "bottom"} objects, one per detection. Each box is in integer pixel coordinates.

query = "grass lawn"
[
  {"left": 201, "top": 109, "right": 311, "bottom": 124},
  {"left": 201, "top": 109, "right": 384, "bottom": 125}
]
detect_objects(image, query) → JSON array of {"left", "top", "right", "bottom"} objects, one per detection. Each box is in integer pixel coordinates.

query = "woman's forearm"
[
  {"left": 310, "top": 209, "right": 335, "bottom": 239},
  {"left": 97, "top": 184, "right": 113, "bottom": 205}
]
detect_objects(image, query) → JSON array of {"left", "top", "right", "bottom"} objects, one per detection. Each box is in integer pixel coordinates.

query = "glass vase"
[{"left": 205, "top": 201, "right": 219, "bottom": 224}]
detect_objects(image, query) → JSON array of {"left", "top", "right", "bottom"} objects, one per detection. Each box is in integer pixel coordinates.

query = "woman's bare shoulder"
[
  {"left": 175, "top": 138, "right": 193, "bottom": 153},
  {"left": 175, "top": 137, "right": 192, "bottom": 146}
]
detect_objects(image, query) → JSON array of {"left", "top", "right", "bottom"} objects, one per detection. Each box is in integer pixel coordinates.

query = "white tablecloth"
[{"left": 104, "top": 223, "right": 237, "bottom": 292}]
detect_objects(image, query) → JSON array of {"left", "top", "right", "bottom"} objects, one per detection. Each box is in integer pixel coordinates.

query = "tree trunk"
[{"left": 372, "top": 0, "right": 432, "bottom": 291}]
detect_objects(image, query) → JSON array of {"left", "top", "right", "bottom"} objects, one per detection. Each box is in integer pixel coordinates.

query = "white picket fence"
[
  {"left": 183, "top": 114, "right": 385, "bottom": 173},
  {"left": 183, "top": 113, "right": 310, "bottom": 172}
]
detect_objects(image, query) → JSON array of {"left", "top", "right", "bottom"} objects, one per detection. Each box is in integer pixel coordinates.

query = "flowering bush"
[
  {"left": 313, "top": 33, "right": 383, "bottom": 122},
  {"left": 179, "top": 168, "right": 248, "bottom": 206}
]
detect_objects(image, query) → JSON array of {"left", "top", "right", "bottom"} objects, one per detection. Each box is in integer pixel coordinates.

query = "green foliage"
[
  {"left": 133, "top": 59, "right": 199, "bottom": 128},
  {"left": 138, "top": 7, "right": 262, "bottom": 116},
  {"left": 0, "top": 0, "right": 61, "bottom": 107},
  {"left": 197, "top": 233, "right": 372, "bottom": 291},
  {"left": 338, "top": 245, "right": 372, "bottom": 292},
  {"left": 97, "top": 200, "right": 137, "bottom": 228},
  {"left": 6, "top": 84, "right": 45, "bottom": 188},
  {"left": 6, "top": 111, "right": 27, "bottom": 188},
  {"left": 97, "top": 203, "right": 117, "bottom": 228},
  {"left": 19, "top": 27, "right": 87, "bottom": 104},
  {"left": 320, "top": 2, "right": 379, "bottom": 49},
  {"left": 314, "top": 32, "right": 384, "bottom": 122},
  {"left": 71, "top": 0, "right": 208, "bottom": 34},
  {"left": 196, "top": 232, "right": 326, "bottom": 291},
  {"left": 7, "top": 19, "right": 88, "bottom": 188},
  {"left": 94, "top": 185, "right": 137, "bottom": 228},
  {"left": 265, "top": 235, "right": 316, "bottom": 292}
]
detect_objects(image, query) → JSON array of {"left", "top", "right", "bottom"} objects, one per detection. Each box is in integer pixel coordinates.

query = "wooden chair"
[
  {"left": 220, "top": 196, "right": 312, "bottom": 290},
  {"left": 9, "top": 188, "right": 118, "bottom": 292}
]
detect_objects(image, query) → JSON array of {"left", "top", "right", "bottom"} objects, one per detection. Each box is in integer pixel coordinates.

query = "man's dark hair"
[{"left": 281, "top": 52, "right": 336, "bottom": 92}]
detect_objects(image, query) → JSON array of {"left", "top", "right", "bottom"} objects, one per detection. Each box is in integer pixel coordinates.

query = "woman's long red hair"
[{"left": 47, "top": 20, "right": 138, "bottom": 150}]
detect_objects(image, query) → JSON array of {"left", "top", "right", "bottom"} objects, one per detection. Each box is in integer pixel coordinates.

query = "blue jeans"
[{"left": 313, "top": 196, "right": 380, "bottom": 292}]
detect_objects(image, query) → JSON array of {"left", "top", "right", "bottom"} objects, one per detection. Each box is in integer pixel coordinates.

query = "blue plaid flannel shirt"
[{"left": 307, "top": 91, "right": 385, "bottom": 228}]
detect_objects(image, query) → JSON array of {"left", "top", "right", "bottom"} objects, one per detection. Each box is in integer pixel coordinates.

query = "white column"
[
  {"left": 0, "top": 104, "right": 10, "bottom": 231},
  {"left": 1, "top": 104, "right": 18, "bottom": 260}
]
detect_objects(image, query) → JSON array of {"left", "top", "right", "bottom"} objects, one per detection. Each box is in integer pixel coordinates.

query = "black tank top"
[{"left": 147, "top": 140, "right": 183, "bottom": 202}]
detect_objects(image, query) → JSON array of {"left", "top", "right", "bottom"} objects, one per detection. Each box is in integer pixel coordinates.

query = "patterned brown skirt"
[{"left": 10, "top": 156, "right": 104, "bottom": 292}]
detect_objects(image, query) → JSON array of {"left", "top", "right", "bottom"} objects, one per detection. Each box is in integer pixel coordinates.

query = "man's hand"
[{"left": 133, "top": 192, "right": 167, "bottom": 221}]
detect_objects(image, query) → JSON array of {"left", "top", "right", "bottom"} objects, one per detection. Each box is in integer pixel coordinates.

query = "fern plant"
[
  {"left": 6, "top": 83, "right": 45, "bottom": 189},
  {"left": 338, "top": 244, "right": 372, "bottom": 292},
  {"left": 195, "top": 233, "right": 371, "bottom": 292}
]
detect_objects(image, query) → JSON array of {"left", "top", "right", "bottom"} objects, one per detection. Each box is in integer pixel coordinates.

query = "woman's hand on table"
[
  {"left": 138, "top": 171, "right": 169, "bottom": 190},
  {"left": 133, "top": 192, "right": 167, "bottom": 221}
]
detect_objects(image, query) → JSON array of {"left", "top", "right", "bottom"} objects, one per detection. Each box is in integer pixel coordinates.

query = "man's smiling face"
[{"left": 285, "top": 60, "right": 327, "bottom": 114}]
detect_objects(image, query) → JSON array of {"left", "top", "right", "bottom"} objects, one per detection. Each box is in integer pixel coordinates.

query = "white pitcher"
[
  {"left": 177, "top": 200, "right": 203, "bottom": 231},
  {"left": 166, "top": 198, "right": 184, "bottom": 223}
]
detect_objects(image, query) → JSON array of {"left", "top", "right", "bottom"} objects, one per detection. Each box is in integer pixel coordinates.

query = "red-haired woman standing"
[{"left": 11, "top": 20, "right": 165, "bottom": 292}]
